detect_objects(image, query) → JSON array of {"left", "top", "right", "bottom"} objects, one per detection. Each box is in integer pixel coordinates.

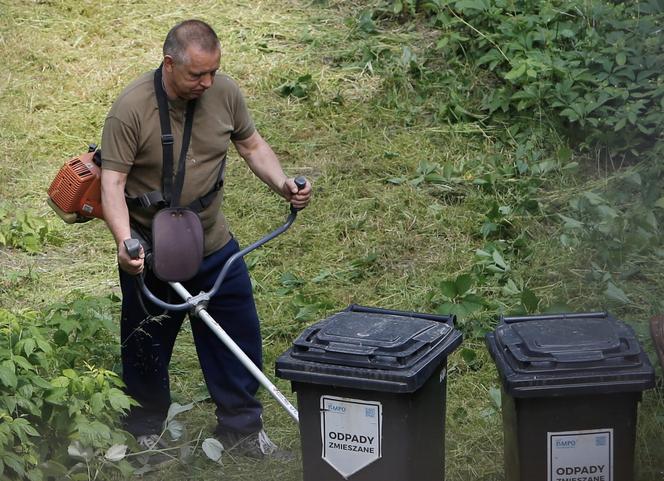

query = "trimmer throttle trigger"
[{"left": 124, "top": 238, "right": 142, "bottom": 260}]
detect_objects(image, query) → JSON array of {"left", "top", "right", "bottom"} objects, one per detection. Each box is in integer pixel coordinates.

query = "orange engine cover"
[{"left": 48, "top": 150, "right": 103, "bottom": 220}]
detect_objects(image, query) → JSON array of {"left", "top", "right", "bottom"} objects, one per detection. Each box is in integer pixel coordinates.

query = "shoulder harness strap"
[{"left": 127, "top": 64, "right": 224, "bottom": 212}]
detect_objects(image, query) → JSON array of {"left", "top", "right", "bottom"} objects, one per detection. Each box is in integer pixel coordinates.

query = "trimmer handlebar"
[{"left": 128, "top": 176, "right": 307, "bottom": 313}]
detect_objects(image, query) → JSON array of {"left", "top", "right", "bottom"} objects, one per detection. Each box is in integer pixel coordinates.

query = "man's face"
[{"left": 164, "top": 45, "right": 221, "bottom": 100}]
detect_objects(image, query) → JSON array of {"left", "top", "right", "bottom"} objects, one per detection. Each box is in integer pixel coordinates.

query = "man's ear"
[{"left": 163, "top": 55, "right": 175, "bottom": 72}]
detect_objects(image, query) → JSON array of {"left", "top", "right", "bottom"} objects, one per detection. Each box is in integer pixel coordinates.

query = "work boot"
[
  {"left": 216, "top": 429, "right": 295, "bottom": 461},
  {"left": 134, "top": 434, "right": 177, "bottom": 469}
]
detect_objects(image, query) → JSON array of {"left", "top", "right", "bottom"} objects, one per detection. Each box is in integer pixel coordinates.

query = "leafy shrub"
[
  {"left": 372, "top": 0, "right": 664, "bottom": 311},
  {"left": 46, "top": 296, "right": 121, "bottom": 369},
  {"left": 561, "top": 168, "right": 663, "bottom": 265},
  {"left": 403, "top": 0, "right": 663, "bottom": 157},
  {"left": 432, "top": 273, "right": 485, "bottom": 319},
  {"left": 0, "top": 205, "right": 63, "bottom": 253},
  {"left": 558, "top": 157, "right": 664, "bottom": 304},
  {"left": 0, "top": 297, "right": 134, "bottom": 480},
  {"left": 276, "top": 74, "right": 315, "bottom": 99}
]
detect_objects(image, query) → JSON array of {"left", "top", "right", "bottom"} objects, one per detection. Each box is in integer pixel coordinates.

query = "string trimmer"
[{"left": 47, "top": 150, "right": 303, "bottom": 422}]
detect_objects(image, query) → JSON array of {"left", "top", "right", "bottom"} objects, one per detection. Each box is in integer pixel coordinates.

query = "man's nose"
[{"left": 200, "top": 73, "right": 214, "bottom": 89}]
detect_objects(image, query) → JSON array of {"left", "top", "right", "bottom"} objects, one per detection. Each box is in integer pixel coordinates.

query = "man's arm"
[
  {"left": 101, "top": 169, "right": 144, "bottom": 274},
  {"left": 233, "top": 131, "right": 312, "bottom": 209}
]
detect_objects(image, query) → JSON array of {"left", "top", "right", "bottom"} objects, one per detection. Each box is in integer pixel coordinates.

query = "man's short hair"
[{"left": 163, "top": 20, "right": 220, "bottom": 64}]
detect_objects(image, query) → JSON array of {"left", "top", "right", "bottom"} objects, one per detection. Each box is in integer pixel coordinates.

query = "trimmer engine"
[{"left": 47, "top": 145, "right": 104, "bottom": 223}]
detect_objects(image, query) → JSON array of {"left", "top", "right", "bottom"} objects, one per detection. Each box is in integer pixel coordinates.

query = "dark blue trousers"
[{"left": 119, "top": 238, "right": 263, "bottom": 436}]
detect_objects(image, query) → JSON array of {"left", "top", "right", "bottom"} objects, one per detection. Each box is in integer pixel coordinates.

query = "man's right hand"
[{"left": 117, "top": 240, "right": 144, "bottom": 275}]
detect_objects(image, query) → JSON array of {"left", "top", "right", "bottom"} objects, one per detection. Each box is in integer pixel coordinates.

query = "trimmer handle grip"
[
  {"left": 124, "top": 238, "right": 142, "bottom": 260},
  {"left": 294, "top": 176, "right": 307, "bottom": 190},
  {"left": 290, "top": 176, "right": 308, "bottom": 214}
]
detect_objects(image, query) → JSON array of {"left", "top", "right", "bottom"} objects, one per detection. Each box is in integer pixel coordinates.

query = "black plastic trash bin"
[
  {"left": 276, "top": 305, "right": 463, "bottom": 481},
  {"left": 486, "top": 312, "right": 655, "bottom": 481}
]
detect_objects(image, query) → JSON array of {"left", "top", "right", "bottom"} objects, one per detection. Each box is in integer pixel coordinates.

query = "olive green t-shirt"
[{"left": 101, "top": 69, "right": 255, "bottom": 256}]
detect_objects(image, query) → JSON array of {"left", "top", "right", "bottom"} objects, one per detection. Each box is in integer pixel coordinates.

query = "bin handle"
[
  {"left": 500, "top": 311, "right": 608, "bottom": 324},
  {"left": 345, "top": 304, "right": 456, "bottom": 327}
]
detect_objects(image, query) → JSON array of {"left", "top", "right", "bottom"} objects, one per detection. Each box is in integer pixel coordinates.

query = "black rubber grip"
[
  {"left": 294, "top": 176, "right": 307, "bottom": 191},
  {"left": 124, "top": 238, "right": 141, "bottom": 259},
  {"left": 290, "top": 176, "right": 308, "bottom": 214}
]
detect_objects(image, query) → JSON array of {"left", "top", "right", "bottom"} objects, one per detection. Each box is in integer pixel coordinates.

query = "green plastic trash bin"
[
  {"left": 486, "top": 312, "right": 655, "bottom": 481},
  {"left": 276, "top": 305, "right": 463, "bottom": 481}
]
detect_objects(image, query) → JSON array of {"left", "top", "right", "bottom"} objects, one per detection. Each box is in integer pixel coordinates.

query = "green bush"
[
  {"left": 0, "top": 297, "right": 134, "bottom": 480},
  {"left": 371, "top": 0, "right": 664, "bottom": 312},
  {"left": 410, "top": 0, "right": 663, "bottom": 156},
  {"left": 0, "top": 205, "right": 63, "bottom": 253}
]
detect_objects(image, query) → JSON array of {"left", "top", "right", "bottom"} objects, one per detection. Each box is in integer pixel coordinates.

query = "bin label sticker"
[
  {"left": 548, "top": 428, "right": 613, "bottom": 481},
  {"left": 320, "top": 395, "right": 382, "bottom": 479}
]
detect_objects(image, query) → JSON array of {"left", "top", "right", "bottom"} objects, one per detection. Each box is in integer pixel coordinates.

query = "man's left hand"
[{"left": 283, "top": 177, "right": 312, "bottom": 210}]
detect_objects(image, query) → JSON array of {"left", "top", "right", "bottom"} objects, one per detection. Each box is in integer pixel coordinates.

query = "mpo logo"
[
  {"left": 327, "top": 404, "right": 346, "bottom": 413},
  {"left": 556, "top": 440, "right": 576, "bottom": 448}
]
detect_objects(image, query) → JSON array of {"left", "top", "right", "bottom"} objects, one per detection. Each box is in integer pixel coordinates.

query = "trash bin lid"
[
  {"left": 486, "top": 312, "right": 655, "bottom": 397},
  {"left": 276, "top": 306, "right": 463, "bottom": 393}
]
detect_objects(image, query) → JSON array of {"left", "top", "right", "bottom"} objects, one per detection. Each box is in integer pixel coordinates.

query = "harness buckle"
[
  {"left": 137, "top": 192, "right": 167, "bottom": 209},
  {"left": 137, "top": 193, "right": 154, "bottom": 209}
]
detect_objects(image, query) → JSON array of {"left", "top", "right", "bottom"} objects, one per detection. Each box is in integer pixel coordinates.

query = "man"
[{"left": 100, "top": 19, "right": 311, "bottom": 461}]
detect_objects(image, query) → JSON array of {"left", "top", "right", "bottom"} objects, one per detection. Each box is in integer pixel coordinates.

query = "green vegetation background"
[{"left": 0, "top": 0, "right": 662, "bottom": 480}]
